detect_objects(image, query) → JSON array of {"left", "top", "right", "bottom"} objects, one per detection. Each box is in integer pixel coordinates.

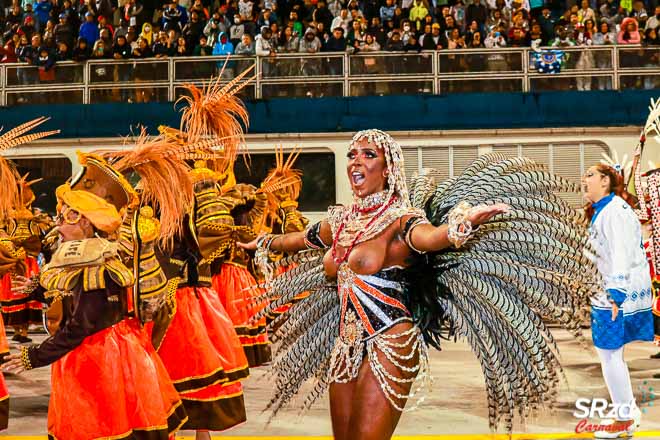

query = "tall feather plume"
[
  {"left": 0, "top": 117, "right": 60, "bottom": 221},
  {"left": 102, "top": 130, "right": 195, "bottom": 248},
  {"left": 260, "top": 145, "right": 304, "bottom": 228},
  {"left": 177, "top": 68, "right": 254, "bottom": 174}
]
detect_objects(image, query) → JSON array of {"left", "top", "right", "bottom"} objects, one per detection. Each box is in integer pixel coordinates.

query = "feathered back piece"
[
  {"left": 260, "top": 146, "right": 303, "bottom": 226},
  {"left": 0, "top": 117, "right": 60, "bottom": 221},
  {"left": 102, "top": 131, "right": 196, "bottom": 247},
  {"left": 177, "top": 68, "right": 254, "bottom": 174},
  {"left": 419, "top": 154, "right": 598, "bottom": 431}
]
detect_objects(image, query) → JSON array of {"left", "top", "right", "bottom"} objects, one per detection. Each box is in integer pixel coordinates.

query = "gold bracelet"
[{"left": 20, "top": 346, "right": 33, "bottom": 371}]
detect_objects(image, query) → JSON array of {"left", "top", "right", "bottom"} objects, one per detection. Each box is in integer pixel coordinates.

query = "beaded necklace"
[{"left": 331, "top": 193, "right": 395, "bottom": 264}]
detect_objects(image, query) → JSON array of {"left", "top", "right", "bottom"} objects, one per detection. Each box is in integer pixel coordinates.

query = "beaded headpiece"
[{"left": 349, "top": 129, "right": 411, "bottom": 208}]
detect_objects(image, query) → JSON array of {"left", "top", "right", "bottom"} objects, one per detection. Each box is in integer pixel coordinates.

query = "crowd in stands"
[{"left": 0, "top": 0, "right": 658, "bottom": 65}]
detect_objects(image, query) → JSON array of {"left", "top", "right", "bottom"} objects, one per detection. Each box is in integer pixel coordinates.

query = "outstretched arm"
[
  {"left": 407, "top": 203, "right": 509, "bottom": 253},
  {"left": 238, "top": 219, "right": 333, "bottom": 253}
]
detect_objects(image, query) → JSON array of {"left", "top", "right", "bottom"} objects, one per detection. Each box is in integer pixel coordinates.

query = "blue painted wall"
[{"left": 1, "top": 90, "right": 657, "bottom": 138}]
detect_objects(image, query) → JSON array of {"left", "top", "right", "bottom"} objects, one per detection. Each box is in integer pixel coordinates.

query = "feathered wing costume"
[{"left": 255, "top": 150, "right": 598, "bottom": 431}]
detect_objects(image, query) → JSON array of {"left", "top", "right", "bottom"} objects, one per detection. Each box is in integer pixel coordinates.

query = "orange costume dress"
[
  {"left": 154, "top": 162, "right": 249, "bottom": 430},
  {"left": 210, "top": 181, "right": 271, "bottom": 367},
  {"left": 0, "top": 180, "right": 52, "bottom": 330}
]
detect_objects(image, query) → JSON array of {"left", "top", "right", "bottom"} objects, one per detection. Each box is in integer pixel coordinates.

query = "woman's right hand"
[
  {"left": 237, "top": 235, "right": 261, "bottom": 251},
  {"left": 11, "top": 275, "right": 30, "bottom": 294}
]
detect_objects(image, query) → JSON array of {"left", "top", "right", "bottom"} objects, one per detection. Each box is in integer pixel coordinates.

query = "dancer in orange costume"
[
  {"left": 0, "top": 175, "right": 53, "bottom": 343},
  {"left": 4, "top": 169, "right": 188, "bottom": 439},
  {"left": 0, "top": 117, "right": 60, "bottom": 431}
]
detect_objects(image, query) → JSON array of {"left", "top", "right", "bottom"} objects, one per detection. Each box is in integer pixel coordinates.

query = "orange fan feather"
[
  {"left": 176, "top": 67, "right": 254, "bottom": 174},
  {"left": 260, "top": 146, "right": 304, "bottom": 227},
  {"left": 103, "top": 131, "right": 196, "bottom": 248}
]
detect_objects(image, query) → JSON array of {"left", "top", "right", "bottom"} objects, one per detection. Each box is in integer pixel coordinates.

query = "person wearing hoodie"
[
  {"left": 256, "top": 25, "right": 276, "bottom": 76},
  {"left": 54, "top": 13, "right": 74, "bottom": 49},
  {"left": 139, "top": 22, "right": 154, "bottom": 45},
  {"left": 299, "top": 27, "right": 322, "bottom": 75},
  {"left": 618, "top": 17, "right": 641, "bottom": 44},
  {"left": 212, "top": 31, "right": 235, "bottom": 77},
  {"left": 0, "top": 39, "right": 18, "bottom": 63},
  {"left": 79, "top": 12, "right": 100, "bottom": 45}
]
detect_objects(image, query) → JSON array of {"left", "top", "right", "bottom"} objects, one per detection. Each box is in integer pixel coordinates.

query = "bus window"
[
  {"left": 11, "top": 157, "right": 73, "bottom": 215},
  {"left": 234, "top": 152, "right": 336, "bottom": 211}
]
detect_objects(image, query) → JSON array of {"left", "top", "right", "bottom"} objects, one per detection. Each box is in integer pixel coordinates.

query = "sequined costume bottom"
[
  {"left": 0, "top": 256, "right": 42, "bottom": 326},
  {"left": 212, "top": 263, "right": 271, "bottom": 367},
  {"left": 329, "top": 265, "right": 430, "bottom": 411},
  {"left": 47, "top": 319, "right": 186, "bottom": 440},
  {"left": 156, "top": 286, "right": 249, "bottom": 431}
]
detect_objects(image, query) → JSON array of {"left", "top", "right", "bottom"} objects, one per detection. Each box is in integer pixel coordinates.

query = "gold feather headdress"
[{"left": 176, "top": 67, "right": 254, "bottom": 175}]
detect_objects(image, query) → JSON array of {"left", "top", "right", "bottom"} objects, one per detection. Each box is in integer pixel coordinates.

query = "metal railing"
[{"left": 0, "top": 45, "right": 658, "bottom": 106}]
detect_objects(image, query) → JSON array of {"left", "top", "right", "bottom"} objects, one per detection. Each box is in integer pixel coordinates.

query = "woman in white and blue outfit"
[{"left": 583, "top": 163, "right": 654, "bottom": 437}]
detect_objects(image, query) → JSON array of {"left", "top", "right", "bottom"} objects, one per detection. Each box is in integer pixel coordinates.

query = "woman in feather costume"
[{"left": 240, "top": 128, "right": 598, "bottom": 439}]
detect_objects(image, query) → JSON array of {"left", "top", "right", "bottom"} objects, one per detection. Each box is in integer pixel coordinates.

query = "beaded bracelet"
[{"left": 447, "top": 201, "right": 474, "bottom": 248}]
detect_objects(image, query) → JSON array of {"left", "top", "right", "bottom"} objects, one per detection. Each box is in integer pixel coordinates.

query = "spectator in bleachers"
[
  {"left": 631, "top": 0, "right": 648, "bottom": 29},
  {"left": 311, "top": 0, "right": 333, "bottom": 31},
  {"left": 55, "top": 39, "right": 70, "bottom": 60},
  {"left": 72, "top": 36, "right": 91, "bottom": 61},
  {"left": 193, "top": 34, "right": 211, "bottom": 55},
  {"left": 508, "top": 25, "right": 526, "bottom": 45},
  {"left": 234, "top": 32, "right": 254, "bottom": 53},
  {"left": 122, "top": 0, "right": 143, "bottom": 28},
  {"left": 163, "top": 1, "right": 183, "bottom": 32},
  {"left": 257, "top": 8, "right": 275, "bottom": 28},
  {"left": 189, "top": 0, "right": 208, "bottom": 20},
  {"left": 112, "top": 33, "right": 130, "bottom": 58},
  {"left": 278, "top": 25, "right": 299, "bottom": 52},
  {"left": 229, "top": 13, "right": 245, "bottom": 46},
  {"left": 287, "top": 9, "right": 303, "bottom": 35},
  {"left": 91, "top": 38, "right": 108, "bottom": 58},
  {"left": 152, "top": 30, "right": 171, "bottom": 56},
  {"left": 79, "top": 11, "right": 99, "bottom": 44},
  {"left": 331, "top": 7, "right": 349, "bottom": 33},
  {"left": 593, "top": 20, "right": 616, "bottom": 44},
  {"left": 618, "top": 16, "right": 641, "bottom": 43},
  {"left": 646, "top": 6, "right": 660, "bottom": 31},
  {"left": 0, "top": 36, "right": 17, "bottom": 62},
  {"left": 644, "top": 27, "right": 659, "bottom": 44},
  {"left": 5, "top": 4, "right": 22, "bottom": 29},
  {"left": 138, "top": 21, "right": 153, "bottom": 44},
  {"left": 367, "top": 16, "right": 385, "bottom": 45},
  {"left": 131, "top": 35, "right": 151, "bottom": 57},
  {"left": 95, "top": 0, "right": 117, "bottom": 24},
  {"left": 21, "top": 15, "right": 36, "bottom": 39},
  {"left": 444, "top": 14, "right": 458, "bottom": 32},
  {"left": 468, "top": 28, "right": 484, "bottom": 46},
  {"left": 42, "top": 18, "right": 54, "bottom": 42},
  {"left": 466, "top": 0, "right": 488, "bottom": 28},
  {"left": 404, "top": 33, "right": 421, "bottom": 50},
  {"left": 299, "top": 26, "right": 321, "bottom": 52},
  {"left": 174, "top": 35, "right": 188, "bottom": 54},
  {"left": 182, "top": 10, "right": 204, "bottom": 46},
  {"left": 384, "top": 29, "right": 403, "bottom": 50},
  {"left": 380, "top": 0, "right": 396, "bottom": 22},
  {"left": 212, "top": 30, "right": 233, "bottom": 56},
  {"left": 347, "top": 18, "right": 365, "bottom": 48},
  {"left": 324, "top": 25, "right": 346, "bottom": 73},
  {"left": 451, "top": 0, "right": 466, "bottom": 30},
  {"left": 54, "top": 13, "right": 74, "bottom": 48},
  {"left": 34, "top": 43, "right": 55, "bottom": 81},
  {"left": 526, "top": 21, "right": 542, "bottom": 44},
  {"left": 33, "top": 0, "right": 51, "bottom": 31},
  {"left": 238, "top": 0, "right": 254, "bottom": 21},
  {"left": 447, "top": 27, "right": 467, "bottom": 48},
  {"left": 409, "top": 0, "right": 429, "bottom": 31},
  {"left": 577, "top": 0, "right": 595, "bottom": 23},
  {"left": 315, "top": 21, "right": 329, "bottom": 43},
  {"left": 421, "top": 22, "right": 447, "bottom": 49}
]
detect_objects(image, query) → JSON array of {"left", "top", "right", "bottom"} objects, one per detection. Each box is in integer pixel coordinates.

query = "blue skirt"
[{"left": 591, "top": 306, "right": 654, "bottom": 350}]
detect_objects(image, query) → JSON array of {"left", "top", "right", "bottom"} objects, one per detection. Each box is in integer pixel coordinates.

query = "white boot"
[{"left": 594, "top": 405, "right": 641, "bottom": 439}]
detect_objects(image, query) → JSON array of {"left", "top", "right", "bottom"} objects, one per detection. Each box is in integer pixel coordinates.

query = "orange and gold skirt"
[
  {"left": 47, "top": 319, "right": 186, "bottom": 440},
  {"left": 0, "top": 256, "right": 42, "bottom": 326},
  {"left": 213, "top": 263, "right": 270, "bottom": 367},
  {"left": 0, "top": 315, "right": 9, "bottom": 431},
  {"left": 157, "top": 286, "right": 249, "bottom": 431}
]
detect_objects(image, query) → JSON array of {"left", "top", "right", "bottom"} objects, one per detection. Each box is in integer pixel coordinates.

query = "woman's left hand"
[
  {"left": 468, "top": 203, "right": 510, "bottom": 226},
  {"left": 3, "top": 353, "right": 25, "bottom": 374},
  {"left": 611, "top": 302, "right": 619, "bottom": 321}
]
